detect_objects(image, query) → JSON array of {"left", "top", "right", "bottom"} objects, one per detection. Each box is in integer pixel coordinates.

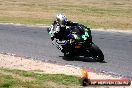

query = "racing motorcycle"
[{"left": 47, "top": 24, "right": 104, "bottom": 62}]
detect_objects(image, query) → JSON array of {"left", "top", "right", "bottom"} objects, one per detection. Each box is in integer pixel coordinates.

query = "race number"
[{"left": 82, "top": 32, "right": 89, "bottom": 40}]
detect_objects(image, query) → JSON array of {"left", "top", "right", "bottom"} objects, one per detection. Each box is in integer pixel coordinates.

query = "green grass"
[
  {"left": 0, "top": 68, "right": 80, "bottom": 88},
  {"left": 0, "top": 68, "right": 126, "bottom": 88},
  {"left": 0, "top": 0, "right": 132, "bottom": 30},
  {"left": 0, "top": 74, "right": 15, "bottom": 88}
]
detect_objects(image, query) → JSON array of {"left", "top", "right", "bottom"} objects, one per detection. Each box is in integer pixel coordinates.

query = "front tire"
[{"left": 90, "top": 44, "right": 104, "bottom": 62}]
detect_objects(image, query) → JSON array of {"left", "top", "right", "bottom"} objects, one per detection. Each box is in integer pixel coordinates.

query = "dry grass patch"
[{"left": 0, "top": 0, "right": 132, "bottom": 29}]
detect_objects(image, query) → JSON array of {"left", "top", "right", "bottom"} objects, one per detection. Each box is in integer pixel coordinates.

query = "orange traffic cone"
[
  {"left": 80, "top": 68, "right": 90, "bottom": 86},
  {"left": 81, "top": 68, "right": 88, "bottom": 78}
]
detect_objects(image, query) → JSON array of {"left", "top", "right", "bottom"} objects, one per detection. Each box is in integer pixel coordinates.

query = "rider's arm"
[
  {"left": 52, "top": 20, "right": 57, "bottom": 25},
  {"left": 49, "top": 21, "right": 62, "bottom": 40},
  {"left": 66, "top": 21, "right": 79, "bottom": 26},
  {"left": 48, "top": 21, "right": 57, "bottom": 38}
]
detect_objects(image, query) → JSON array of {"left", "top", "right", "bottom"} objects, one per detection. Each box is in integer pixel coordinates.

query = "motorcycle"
[{"left": 47, "top": 24, "right": 104, "bottom": 62}]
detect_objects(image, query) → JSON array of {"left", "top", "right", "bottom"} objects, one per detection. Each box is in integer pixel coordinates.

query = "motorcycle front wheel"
[{"left": 89, "top": 43, "right": 104, "bottom": 62}]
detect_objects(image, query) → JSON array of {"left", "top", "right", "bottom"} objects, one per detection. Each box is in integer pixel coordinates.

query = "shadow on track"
[{"left": 59, "top": 56, "right": 107, "bottom": 63}]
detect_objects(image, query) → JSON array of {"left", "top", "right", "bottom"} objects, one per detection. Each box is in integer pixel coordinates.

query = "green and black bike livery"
[{"left": 48, "top": 24, "right": 104, "bottom": 62}]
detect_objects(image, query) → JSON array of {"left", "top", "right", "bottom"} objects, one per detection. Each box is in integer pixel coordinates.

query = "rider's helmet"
[{"left": 56, "top": 14, "right": 67, "bottom": 27}]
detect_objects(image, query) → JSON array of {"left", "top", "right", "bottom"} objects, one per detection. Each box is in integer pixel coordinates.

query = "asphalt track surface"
[{"left": 0, "top": 24, "right": 132, "bottom": 79}]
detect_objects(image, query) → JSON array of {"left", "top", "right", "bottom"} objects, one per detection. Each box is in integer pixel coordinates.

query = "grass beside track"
[
  {"left": 0, "top": 68, "right": 130, "bottom": 88},
  {"left": 0, "top": 0, "right": 132, "bottom": 30},
  {"left": 0, "top": 68, "right": 80, "bottom": 88}
]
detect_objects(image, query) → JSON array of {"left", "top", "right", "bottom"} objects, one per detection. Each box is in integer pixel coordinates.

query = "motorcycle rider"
[
  {"left": 48, "top": 14, "right": 92, "bottom": 55},
  {"left": 48, "top": 14, "right": 79, "bottom": 41},
  {"left": 47, "top": 14, "right": 104, "bottom": 61}
]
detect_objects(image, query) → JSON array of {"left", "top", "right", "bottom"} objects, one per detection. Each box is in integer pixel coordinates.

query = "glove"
[{"left": 51, "top": 37, "right": 54, "bottom": 41}]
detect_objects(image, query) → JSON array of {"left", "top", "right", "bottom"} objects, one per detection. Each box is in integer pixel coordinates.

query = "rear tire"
[{"left": 90, "top": 44, "right": 104, "bottom": 62}]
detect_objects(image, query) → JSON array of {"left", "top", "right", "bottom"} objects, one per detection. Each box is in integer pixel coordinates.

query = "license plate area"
[{"left": 75, "top": 45, "right": 81, "bottom": 48}]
